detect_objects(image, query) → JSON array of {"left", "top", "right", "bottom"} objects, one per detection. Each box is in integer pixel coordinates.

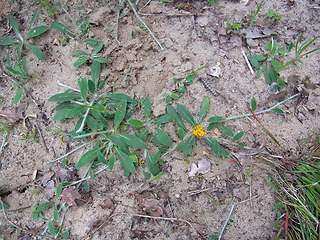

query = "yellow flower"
[{"left": 192, "top": 126, "right": 206, "bottom": 138}]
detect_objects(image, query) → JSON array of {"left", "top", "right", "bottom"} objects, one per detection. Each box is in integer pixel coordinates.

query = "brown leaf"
[
  {"left": 134, "top": 192, "right": 163, "bottom": 217},
  {"left": 60, "top": 186, "right": 81, "bottom": 206},
  {"left": 101, "top": 197, "right": 115, "bottom": 210},
  {"left": 43, "top": 180, "right": 55, "bottom": 199},
  {"left": 56, "top": 167, "right": 78, "bottom": 182},
  {"left": 0, "top": 103, "right": 27, "bottom": 122}
]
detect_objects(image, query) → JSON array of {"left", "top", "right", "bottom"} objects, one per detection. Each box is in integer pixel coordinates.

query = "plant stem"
[
  {"left": 223, "top": 92, "right": 301, "bottom": 122},
  {"left": 115, "top": 0, "right": 124, "bottom": 46},
  {"left": 126, "top": 0, "right": 165, "bottom": 51},
  {"left": 47, "top": 143, "right": 89, "bottom": 164},
  {"left": 68, "top": 165, "right": 109, "bottom": 186},
  {"left": 218, "top": 202, "right": 236, "bottom": 240},
  {"left": 0, "top": 131, "right": 8, "bottom": 156},
  {"left": 72, "top": 129, "right": 114, "bottom": 139},
  {"left": 57, "top": 79, "right": 80, "bottom": 92},
  {"left": 76, "top": 94, "right": 98, "bottom": 133}
]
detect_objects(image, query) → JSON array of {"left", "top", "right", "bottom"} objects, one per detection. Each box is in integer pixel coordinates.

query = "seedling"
[
  {"left": 37, "top": 0, "right": 59, "bottom": 18},
  {"left": 31, "top": 201, "right": 54, "bottom": 220},
  {"left": 226, "top": 22, "right": 242, "bottom": 34},
  {"left": 266, "top": 7, "right": 281, "bottom": 22},
  {"left": 249, "top": 1, "right": 264, "bottom": 28},
  {"left": 248, "top": 35, "right": 320, "bottom": 90},
  {"left": 0, "top": 13, "right": 49, "bottom": 59}
]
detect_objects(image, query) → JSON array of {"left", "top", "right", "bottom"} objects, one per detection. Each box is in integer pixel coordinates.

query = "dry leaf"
[
  {"left": 56, "top": 167, "right": 78, "bottom": 182},
  {"left": 206, "top": 62, "right": 222, "bottom": 78},
  {"left": 0, "top": 103, "right": 27, "bottom": 122},
  {"left": 44, "top": 180, "right": 56, "bottom": 199},
  {"left": 189, "top": 158, "right": 211, "bottom": 177},
  {"left": 196, "top": 15, "right": 209, "bottom": 26},
  {"left": 60, "top": 186, "right": 81, "bottom": 206},
  {"left": 101, "top": 197, "right": 115, "bottom": 209},
  {"left": 134, "top": 192, "right": 163, "bottom": 217}
]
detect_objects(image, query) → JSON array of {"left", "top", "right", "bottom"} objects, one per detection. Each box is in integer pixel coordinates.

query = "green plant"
[
  {"left": 226, "top": 22, "right": 242, "bottom": 34},
  {"left": 270, "top": 134, "right": 320, "bottom": 240},
  {"left": 6, "top": 56, "right": 32, "bottom": 104},
  {"left": 20, "top": 128, "right": 38, "bottom": 143},
  {"left": 31, "top": 201, "right": 54, "bottom": 220},
  {"left": 249, "top": 1, "right": 264, "bottom": 28},
  {"left": 0, "top": 13, "right": 49, "bottom": 59},
  {"left": 207, "top": 0, "right": 218, "bottom": 6},
  {"left": 37, "top": 0, "right": 59, "bottom": 18},
  {"left": 51, "top": 1, "right": 90, "bottom": 39},
  {"left": 266, "top": 7, "right": 281, "bottom": 22},
  {"left": 248, "top": 35, "right": 320, "bottom": 90}
]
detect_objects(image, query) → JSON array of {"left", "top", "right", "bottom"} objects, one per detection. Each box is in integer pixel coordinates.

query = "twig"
[
  {"left": 138, "top": 0, "right": 151, "bottom": 12},
  {"left": 126, "top": 0, "right": 165, "bottom": 51},
  {"left": 47, "top": 142, "right": 89, "bottom": 164},
  {"left": 242, "top": 50, "right": 254, "bottom": 75},
  {"left": 239, "top": 194, "right": 259, "bottom": 204},
  {"left": 223, "top": 92, "right": 301, "bottom": 122},
  {"left": 218, "top": 202, "right": 236, "bottom": 240},
  {"left": 0, "top": 131, "right": 8, "bottom": 155},
  {"left": 139, "top": 12, "right": 202, "bottom": 17},
  {"left": 57, "top": 79, "right": 80, "bottom": 92},
  {"left": 0, "top": 198, "right": 25, "bottom": 232},
  {"left": 115, "top": 0, "right": 124, "bottom": 46},
  {"left": 34, "top": 120, "right": 49, "bottom": 153},
  {"left": 132, "top": 214, "right": 198, "bottom": 233},
  {"left": 188, "top": 187, "right": 212, "bottom": 196}
]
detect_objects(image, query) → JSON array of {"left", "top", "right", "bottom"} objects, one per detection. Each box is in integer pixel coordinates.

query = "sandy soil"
[{"left": 0, "top": 0, "right": 319, "bottom": 239}]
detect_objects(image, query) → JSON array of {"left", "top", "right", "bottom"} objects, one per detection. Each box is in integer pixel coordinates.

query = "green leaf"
[
  {"left": 78, "top": 78, "right": 88, "bottom": 101},
  {"left": 178, "top": 127, "right": 184, "bottom": 140},
  {"left": 155, "top": 114, "right": 171, "bottom": 124},
  {"left": 108, "top": 152, "right": 115, "bottom": 170},
  {"left": 93, "top": 40, "right": 103, "bottom": 54},
  {"left": 61, "top": 231, "right": 70, "bottom": 239},
  {"left": 53, "top": 205, "right": 58, "bottom": 221},
  {"left": 94, "top": 57, "right": 108, "bottom": 63},
  {"left": 91, "top": 61, "right": 100, "bottom": 82},
  {"left": 185, "top": 73, "right": 195, "bottom": 84},
  {"left": 146, "top": 151, "right": 159, "bottom": 176},
  {"left": 114, "top": 147, "right": 136, "bottom": 174},
  {"left": 251, "top": 96, "right": 257, "bottom": 111},
  {"left": 142, "top": 97, "right": 151, "bottom": 120},
  {"left": 114, "top": 99, "right": 127, "bottom": 131},
  {"left": 118, "top": 133, "right": 147, "bottom": 149},
  {"left": 88, "top": 80, "right": 95, "bottom": 94},
  {"left": 86, "top": 39, "right": 98, "bottom": 47},
  {"left": 33, "top": 201, "right": 54, "bottom": 213},
  {"left": 30, "top": 9, "right": 41, "bottom": 28},
  {"left": 183, "top": 135, "right": 196, "bottom": 156},
  {"left": 248, "top": 55, "right": 266, "bottom": 68},
  {"left": 166, "top": 105, "right": 187, "bottom": 131},
  {"left": 127, "top": 119, "right": 144, "bottom": 128},
  {"left": 207, "top": 116, "right": 226, "bottom": 123},
  {"left": 48, "top": 221, "right": 55, "bottom": 235},
  {"left": 76, "top": 148, "right": 99, "bottom": 169},
  {"left": 233, "top": 131, "right": 244, "bottom": 141},
  {"left": 13, "top": 88, "right": 23, "bottom": 104},
  {"left": 108, "top": 135, "right": 126, "bottom": 148},
  {"left": 48, "top": 92, "right": 80, "bottom": 102},
  {"left": 56, "top": 183, "right": 63, "bottom": 198},
  {"left": 155, "top": 130, "right": 172, "bottom": 147},
  {"left": 0, "top": 201, "right": 9, "bottom": 209},
  {"left": 86, "top": 115, "right": 100, "bottom": 130},
  {"left": 25, "top": 43, "right": 46, "bottom": 59},
  {"left": 218, "top": 125, "right": 234, "bottom": 137},
  {"left": 271, "top": 108, "right": 284, "bottom": 114},
  {"left": 199, "top": 96, "right": 210, "bottom": 123},
  {"left": 65, "top": 105, "right": 86, "bottom": 118},
  {"left": 265, "top": 65, "right": 278, "bottom": 84},
  {"left": 97, "top": 151, "right": 107, "bottom": 164},
  {"left": 72, "top": 50, "right": 88, "bottom": 57},
  {"left": 17, "top": 43, "right": 23, "bottom": 58},
  {"left": 8, "top": 14, "right": 20, "bottom": 37},
  {"left": 0, "top": 36, "right": 18, "bottom": 45},
  {"left": 107, "top": 93, "right": 135, "bottom": 102},
  {"left": 26, "top": 25, "right": 49, "bottom": 40},
  {"left": 177, "top": 103, "right": 196, "bottom": 127},
  {"left": 74, "top": 56, "right": 90, "bottom": 67},
  {"left": 51, "top": 21, "right": 75, "bottom": 37},
  {"left": 206, "top": 138, "right": 228, "bottom": 157}
]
